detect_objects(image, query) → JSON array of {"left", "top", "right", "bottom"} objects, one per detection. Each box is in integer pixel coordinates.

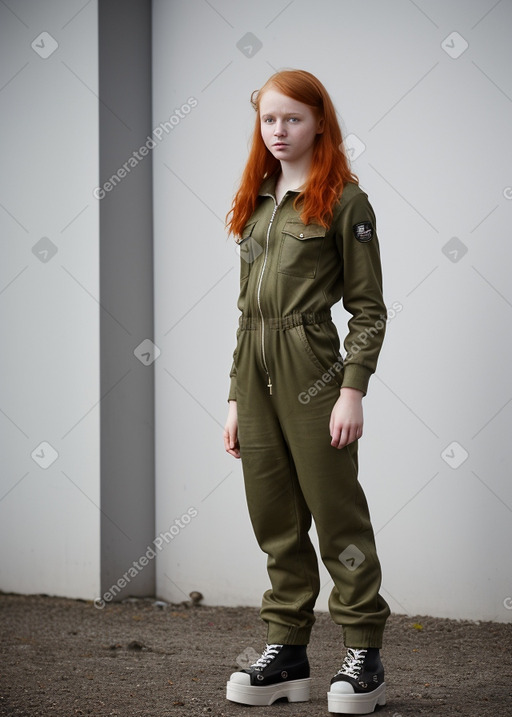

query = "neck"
[{"left": 278, "top": 159, "right": 311, "bottom": 191}]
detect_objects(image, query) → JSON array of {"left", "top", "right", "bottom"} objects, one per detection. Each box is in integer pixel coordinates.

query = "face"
[{"left": 259, "top": 88, "right": 324, "bottom": 165}]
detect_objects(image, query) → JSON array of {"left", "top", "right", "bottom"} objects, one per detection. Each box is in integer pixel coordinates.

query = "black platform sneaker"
[
  {"left": 226, "top": 643, "right": 311, "bottom": 706},
  {"left": 327, "top": 647, "right": 386, "bottom": 714}
]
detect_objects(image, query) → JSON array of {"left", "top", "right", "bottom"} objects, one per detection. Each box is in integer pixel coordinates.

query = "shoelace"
[
  {"left": 251, "top": 644, "right": 283, "bottom": 670},
  {"left": 335, "top": 648, "right": 367, "bottom": 679}
]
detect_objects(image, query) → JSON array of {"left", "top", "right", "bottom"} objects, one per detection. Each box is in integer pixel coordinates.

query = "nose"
[{"left": 274, "top": 119, "right": 286, "bottom": 137}]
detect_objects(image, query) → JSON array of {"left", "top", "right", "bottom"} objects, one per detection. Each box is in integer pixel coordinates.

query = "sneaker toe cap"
[
  {"left": 229, "top": 672, "right": 251, "bottom": 685},
  {"left": 330, "top": 679, "right": 355, "bottom": 694}
]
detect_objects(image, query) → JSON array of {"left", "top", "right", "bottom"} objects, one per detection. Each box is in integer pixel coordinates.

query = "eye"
[
  {"left": 262, "top": 117, "right": 274, "bottom": 123},
  {"left": 288, "top": 117, "right": 299, "bottom": 123}
]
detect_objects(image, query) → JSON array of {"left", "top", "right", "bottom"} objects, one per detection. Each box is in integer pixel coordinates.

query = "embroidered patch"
[{"left": 353, "top": 221, "right": 374, "bottom": 243}]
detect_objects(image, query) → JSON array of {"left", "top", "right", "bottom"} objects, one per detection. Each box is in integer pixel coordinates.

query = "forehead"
[{"left": 259, "top": 88, "right": 314, "bottom": 116}]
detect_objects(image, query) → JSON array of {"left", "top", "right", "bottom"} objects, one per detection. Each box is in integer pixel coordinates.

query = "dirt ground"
[{"left": 1, "top": 593, "right": 511, "bottom": 717}]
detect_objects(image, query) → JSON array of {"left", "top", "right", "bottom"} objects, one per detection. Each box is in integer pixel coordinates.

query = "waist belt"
[{"left": 240, "top": 311, "right": 332, "bottom": 330}]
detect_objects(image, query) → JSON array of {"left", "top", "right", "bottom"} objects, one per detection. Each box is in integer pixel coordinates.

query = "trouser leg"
[
  {"left": 284, "top": 426, "right": 389, "bottom": 648},
  {"left": 235, "top": 320, "right": 389, "bottom": 648},
  {"left": 236, "top": 331, "right": 320, "bottom": 646},
  {"left": 269, "top": 323, "right": 390, "bottom": 648}
]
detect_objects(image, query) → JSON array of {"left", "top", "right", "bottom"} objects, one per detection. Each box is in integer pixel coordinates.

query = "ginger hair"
[{"left": 226, "top": 69, "right": 358, "bottom": 237}]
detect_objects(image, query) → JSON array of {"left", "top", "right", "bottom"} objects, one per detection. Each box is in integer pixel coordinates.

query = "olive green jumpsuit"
[{"left": 229, "top": 176, "right": 390, "bottom": 649}]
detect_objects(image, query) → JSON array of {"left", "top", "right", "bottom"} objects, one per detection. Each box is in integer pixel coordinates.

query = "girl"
[{"left": 223, "top": 69, "right": 390, "bottom": 715}]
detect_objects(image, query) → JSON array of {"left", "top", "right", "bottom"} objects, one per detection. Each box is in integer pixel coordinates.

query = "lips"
[{"left": 272, "top": 143, "right": 288, "bottom": 148}]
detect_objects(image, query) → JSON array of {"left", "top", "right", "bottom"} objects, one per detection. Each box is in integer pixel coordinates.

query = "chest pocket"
[
  {"left": 237, "top": 221, "right": 261, "bottom": 280},
  {"left": 278, "top": 220, "right": 326, "bottom": 279}
]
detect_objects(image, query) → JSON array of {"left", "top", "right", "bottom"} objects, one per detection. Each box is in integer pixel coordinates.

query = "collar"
[
  {"left": 258, "top": 174, "right": 278, "bottom": 197},
  {"left": 258, "top": 173, "right": 302, "bottom": 198}
]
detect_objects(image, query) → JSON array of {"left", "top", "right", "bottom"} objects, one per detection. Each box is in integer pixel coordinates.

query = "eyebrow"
[{"left": 261, "top": 111, "right": 304, "bottom": 118}]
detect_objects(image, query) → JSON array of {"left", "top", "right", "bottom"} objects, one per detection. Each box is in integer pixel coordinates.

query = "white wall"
[
  {"left": 153, "top": 0, "right": 512, "bottom": 622},
  {"left": 0, "top": 1, "right": 100, "bottom": 597}
]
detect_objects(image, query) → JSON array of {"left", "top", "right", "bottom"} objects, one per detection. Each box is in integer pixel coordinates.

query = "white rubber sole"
[
  {"left": 327, "top": 681, "right": 386, "bottom": 714},
  {"left": 226, "top": 677, "right": 311, "bottom": 706}
]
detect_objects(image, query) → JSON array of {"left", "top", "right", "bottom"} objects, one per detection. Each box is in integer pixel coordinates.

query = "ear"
[{"left": 317, "top": 116, "right": 325, "bottom": 134}]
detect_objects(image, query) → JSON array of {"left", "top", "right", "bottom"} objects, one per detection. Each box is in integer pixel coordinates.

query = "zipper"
[{"left": 256, "top": 199, "right": 278, "bottom": 395}]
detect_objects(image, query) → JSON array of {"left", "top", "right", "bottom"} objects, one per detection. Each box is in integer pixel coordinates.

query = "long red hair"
[{"left": 226, "top": 69, "right": 358, "bottom": 237}]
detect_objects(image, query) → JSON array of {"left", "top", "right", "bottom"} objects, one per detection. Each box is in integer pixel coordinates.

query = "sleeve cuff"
[
  {"left": 228, "top": 376, "right": 237, "bottom": 402},
  {"left": 341, "top": 364, "right": 373, "bottom": 395}
]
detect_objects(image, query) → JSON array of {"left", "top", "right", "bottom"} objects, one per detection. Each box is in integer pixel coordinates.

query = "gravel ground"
[{"left": 1, "top": 593, "right": 511, "bottom": 717}]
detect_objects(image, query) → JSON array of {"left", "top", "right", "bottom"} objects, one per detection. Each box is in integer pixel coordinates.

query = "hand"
[
  {"left": 329, "top": 387, "right": 364, "bottom": 449},
  {"left": 223, "top": 400, "right": 241, "bottom": 459}
]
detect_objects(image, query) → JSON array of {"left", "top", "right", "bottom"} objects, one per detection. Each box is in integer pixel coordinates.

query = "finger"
[
  {"left": 344, "top": 425, "right": 362, "bottom": 446},
  {"left": 346, "top": 425, "right": 359, "bottom": 447},
  {"left": 338, "top": 431, "right": 349, "bottom": 449},
  {"left": 332, "top": 425, "right": 345, "bottom": 449},
  {"left": 335, "top": 425, "right": 356, "bottom": 449},
  {"left": 227, "top": 440, "right": 241, "bottom": 459},
  {"left": 224, "top": 429, "right": 234, "bottom": 453},
  {"left": 330, "top": 426, "right": 341, "bottom": 447}
]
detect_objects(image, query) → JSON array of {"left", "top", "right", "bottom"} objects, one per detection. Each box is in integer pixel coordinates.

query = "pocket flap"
[{"left": 282, "top": 220, "right": 326, "bottom": 241}]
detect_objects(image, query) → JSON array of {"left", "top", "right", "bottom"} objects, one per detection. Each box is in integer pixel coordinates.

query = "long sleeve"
[{"left": 335, "top": 191, "right": 386, "bottom": 395}]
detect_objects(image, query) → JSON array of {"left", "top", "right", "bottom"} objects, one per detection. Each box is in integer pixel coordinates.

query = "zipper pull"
[{"left": 267, "top": 375, "right": 273, "bottom": 395}]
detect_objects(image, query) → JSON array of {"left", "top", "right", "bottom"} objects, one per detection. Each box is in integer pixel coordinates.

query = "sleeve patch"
[{"left": 353, "top": 221, "right": 374, "bottom": 243}]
